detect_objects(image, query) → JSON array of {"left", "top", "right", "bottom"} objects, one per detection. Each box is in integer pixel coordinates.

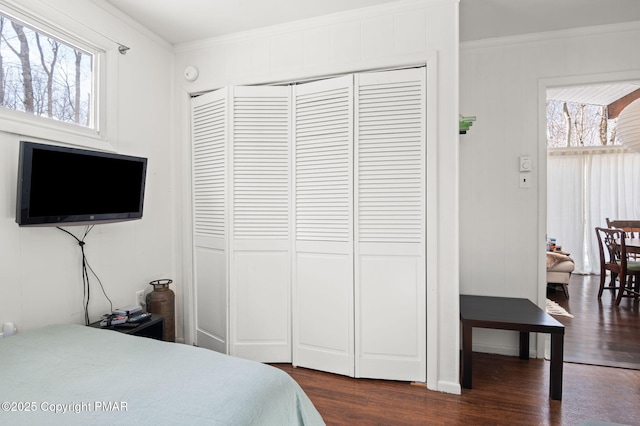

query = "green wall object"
[{"left": 459, "top": 115, "right": 476, "bottom": 134}]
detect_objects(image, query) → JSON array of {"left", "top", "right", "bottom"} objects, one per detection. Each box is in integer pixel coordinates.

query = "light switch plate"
[
  {"left": 520, "top": 156, "right": 532, "bottom": 172},
  {"left": 520, "top": 173, "right": 532, "bottom": 188}
]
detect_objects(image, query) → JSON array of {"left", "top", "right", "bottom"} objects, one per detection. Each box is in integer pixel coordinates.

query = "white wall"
[
  {"left": 174, "top": 0, "right": 460, "bottom": 393},
  {"left": 459, "top": 22, "right": 640, "bottom": 355},
  {"left": 0, "top": 0, "right": 177, "bottom": 335}
]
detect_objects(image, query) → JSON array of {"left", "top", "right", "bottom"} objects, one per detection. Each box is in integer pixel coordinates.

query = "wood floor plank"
[
  {"left": 274, "top": 355, "right": 640, "bottom": 425},
  {"left": 548, "top": 274, "right": 640, "bottom": 369},
  {"left": 270, "top": 275, "right": 640, "bottom": 425}
]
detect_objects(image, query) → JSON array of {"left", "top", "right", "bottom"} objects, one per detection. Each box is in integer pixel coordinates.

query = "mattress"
[{"left": 0, "top": 324, "right": 324, "bottom": 425}]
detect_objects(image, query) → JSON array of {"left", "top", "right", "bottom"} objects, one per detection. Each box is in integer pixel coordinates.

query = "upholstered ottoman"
[{"left": 547, "top": 252, "right": 575, "bottom": 298}]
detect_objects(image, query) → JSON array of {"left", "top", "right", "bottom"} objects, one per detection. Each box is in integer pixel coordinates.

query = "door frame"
[{"left": 537, "top": 69, "right": 640, "bottom": 357}]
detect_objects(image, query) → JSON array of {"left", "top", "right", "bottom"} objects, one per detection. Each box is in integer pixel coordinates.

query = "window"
[
  {"left": 0, "top": 11, "right": 94, "bottom": 129},
  {"left": 547, "top": 99, "right": 620, "bottom": 148}
]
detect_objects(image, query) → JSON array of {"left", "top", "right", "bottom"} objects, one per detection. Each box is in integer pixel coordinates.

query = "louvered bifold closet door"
[
  {"left": 229, "top": 86, "right": 291, "bottom": 362},
  {"left": 355, "top": 68, "right": 426, "bottom": 381},
  {"left": 293, "top": 75, "right": 355, "bottom": 377},
  {"left": 192, "top": 88, "right": 229, "bottom": 354}
]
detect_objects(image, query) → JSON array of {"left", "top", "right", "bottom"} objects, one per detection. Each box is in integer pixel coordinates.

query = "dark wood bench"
[{"left": 460, "top": 295, "right": 565, "bottom": 400}]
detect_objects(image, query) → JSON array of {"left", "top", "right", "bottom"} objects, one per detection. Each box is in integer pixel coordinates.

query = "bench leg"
[
  {"left": 461, "top": 322, "right": 473, "bottom": 389},
  {"left": 550, "top": 333, "right": 564, "bottom": 400},
  {"left": 519, "top": 332, "right": 530, "bottom": 359}
]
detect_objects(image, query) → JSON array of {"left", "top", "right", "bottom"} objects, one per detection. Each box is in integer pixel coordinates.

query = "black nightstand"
[{"left": 88, "top": 314, "right": 165, "bottom": 341}]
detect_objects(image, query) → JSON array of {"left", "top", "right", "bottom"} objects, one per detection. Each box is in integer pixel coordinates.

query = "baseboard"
[{"left": 434, "top": 380, "right": 461, "bottom": 395}]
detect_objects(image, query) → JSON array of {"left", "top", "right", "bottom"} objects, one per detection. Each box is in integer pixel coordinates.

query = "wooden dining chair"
[{"left": 595, "top": 227, "right": 640, "bottom": 304}]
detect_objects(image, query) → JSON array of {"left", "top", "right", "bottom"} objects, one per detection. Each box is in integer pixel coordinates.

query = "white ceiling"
[
  {"left": 105, "top": 0, "right": 640, "bottom": 45},
  {"left": 548, "top": 83, "right": 640, "bottom": 106}
]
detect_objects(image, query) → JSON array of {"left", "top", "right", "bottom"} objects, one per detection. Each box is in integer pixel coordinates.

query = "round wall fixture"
[{"left": 184, "top": 65, "right": 199, "bottom": 82}]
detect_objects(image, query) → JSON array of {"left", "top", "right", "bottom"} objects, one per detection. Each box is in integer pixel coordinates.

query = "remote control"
[
  {"left": 128, "top": 312, "right": 152, "bottom": 323},
  {"left": 100, "top": 314, "right": 128, "bottom": 327}
]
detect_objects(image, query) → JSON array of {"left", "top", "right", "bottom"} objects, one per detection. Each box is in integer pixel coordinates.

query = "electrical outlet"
[{"left": 136, "top": 290, "right": 145, "bottom": 308}]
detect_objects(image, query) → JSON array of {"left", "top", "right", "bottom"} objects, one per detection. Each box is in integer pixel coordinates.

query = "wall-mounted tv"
[{"left": 16, "top": 141, "right": 148, "bottom": 227}]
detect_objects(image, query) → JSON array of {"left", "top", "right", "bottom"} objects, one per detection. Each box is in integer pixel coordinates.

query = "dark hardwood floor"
[
  {"left": 274, "top": 355, "right": 640, "bottom": 425},
  {"left": 270, "top": 276, "right": 640, "bottom": 425},
  {"left": 547, "top": 273, "right": 640, "bottom": 369}
]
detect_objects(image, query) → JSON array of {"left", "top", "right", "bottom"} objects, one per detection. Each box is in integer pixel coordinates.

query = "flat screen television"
[{"left": 16, "top": 141, "right": 148, "bottom": 227}]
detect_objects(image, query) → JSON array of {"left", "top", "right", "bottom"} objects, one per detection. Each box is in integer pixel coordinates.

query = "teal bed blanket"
[{"left": 0, "top": 324, "right": 324, "bottom": 425}]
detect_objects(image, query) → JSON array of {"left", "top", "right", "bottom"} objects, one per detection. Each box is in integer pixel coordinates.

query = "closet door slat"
[
  {"left": 357, "top": 72, "right": 424, "bottom": 243},
  {"left": 193, "top": 94, "right": 227, "bottom": 238},
  {"left": 232, "top": 88, "right": 290, "bottom": 239},
  {"left": 295, "top": 80, "right": 352, "bottom": 242}
]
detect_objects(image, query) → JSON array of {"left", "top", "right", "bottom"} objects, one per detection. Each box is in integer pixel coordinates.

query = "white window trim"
[{"left": 0, "top": 0, "right": 119, "bottom": 152}]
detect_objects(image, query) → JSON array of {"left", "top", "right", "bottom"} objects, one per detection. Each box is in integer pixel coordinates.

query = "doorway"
[{"left": 543, "top": 77, "right": 640, "bottom": 368}]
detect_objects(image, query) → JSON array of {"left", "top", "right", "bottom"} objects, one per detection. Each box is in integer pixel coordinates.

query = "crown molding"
[{"left": 461, "top": 20, "right": 640, "bottom": 50}]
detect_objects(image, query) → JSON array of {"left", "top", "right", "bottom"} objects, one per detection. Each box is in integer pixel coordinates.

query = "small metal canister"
[{"left": 146, "top": 279, "right": 175, "bottom": 342}]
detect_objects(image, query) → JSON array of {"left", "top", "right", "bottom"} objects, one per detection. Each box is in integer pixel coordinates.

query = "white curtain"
[
  {"left": 548, "top": 151, "right": 640, "bottom": 274},
  {"left": 547, "top": 155, "right": 585, "bottom": 272}
]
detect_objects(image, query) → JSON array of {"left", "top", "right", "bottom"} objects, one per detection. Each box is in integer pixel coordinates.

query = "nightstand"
[{"left": 88, "top": 314, "right": 165, "bottom": 341}]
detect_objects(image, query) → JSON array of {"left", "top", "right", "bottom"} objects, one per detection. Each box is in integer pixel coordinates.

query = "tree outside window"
[
  {"left": 0, "top": 12, "right": 93, "bottom": 129},
  {"left": 547, "top": 99, "right": 620, "bottom": 148}
]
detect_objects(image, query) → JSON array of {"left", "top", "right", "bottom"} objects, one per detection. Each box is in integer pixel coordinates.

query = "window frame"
[{"left": 0, "top": 1, "right": 118, "bottom": 152}]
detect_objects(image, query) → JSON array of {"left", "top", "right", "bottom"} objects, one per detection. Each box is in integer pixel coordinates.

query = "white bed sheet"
[{"left": 0, "top": 324, "right": 324, "bottom": 425}]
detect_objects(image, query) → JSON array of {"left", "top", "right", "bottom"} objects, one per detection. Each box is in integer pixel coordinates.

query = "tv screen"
[{"left": 16, "top": 141, "right": 147, "bottom": 226}]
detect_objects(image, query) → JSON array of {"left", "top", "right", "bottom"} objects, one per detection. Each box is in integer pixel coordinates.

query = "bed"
[{"left": 0, "top": 324, "right": 324, "bottom": 425}]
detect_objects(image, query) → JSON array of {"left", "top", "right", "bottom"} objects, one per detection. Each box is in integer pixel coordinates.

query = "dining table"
[
  {"left": 626, "top": 238, "right": 640, "bottom": 248},
  {"left": 617, "top": 237, "right": 640, "bottom": 255},
  {"left": 608, "top": 219, "right": 640, "bottom": 255}
]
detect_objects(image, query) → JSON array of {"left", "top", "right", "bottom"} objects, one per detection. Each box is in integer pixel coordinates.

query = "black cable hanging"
[{"left": 57, "top": 226, "right": 113, "bottom": 325}]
